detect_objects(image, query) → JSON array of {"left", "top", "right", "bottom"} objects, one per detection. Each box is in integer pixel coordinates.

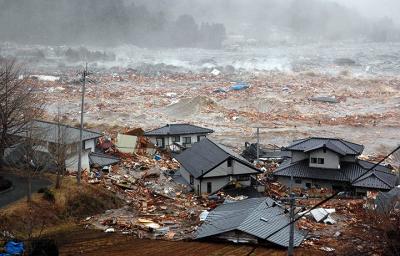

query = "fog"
[{"left": 0, "top": 0, "right": 399, "bottom": 48}]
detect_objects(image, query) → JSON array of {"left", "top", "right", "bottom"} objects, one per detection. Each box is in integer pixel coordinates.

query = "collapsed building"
[
  {"left": 196, "top": 197, "right": 306, "bottom": 247},
  {"left": 274, "top": 137, "right": 398, "bottom": 195}
]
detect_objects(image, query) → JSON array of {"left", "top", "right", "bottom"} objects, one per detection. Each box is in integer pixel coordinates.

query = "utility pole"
[
  {"left": 77, "top": 63, "right": 87, "bottom": 185},
  {"left": 256, "top": 127, "right": 260, "bottom": 164},
  {"left": 253, "top": 126, "right": 268, "bottom": 165}
]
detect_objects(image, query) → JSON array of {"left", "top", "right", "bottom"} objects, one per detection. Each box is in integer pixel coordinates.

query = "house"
[
  {"left": 7, "top": 120, "right": 112, "bottom": 173},
  {"left": 144, "top": 124, "right": 214, "bottom": 151},
  {"left": 195, "top": 197, "right": 306, "bottom": 247},
  {"left": 174, "top": 138, "right": 262, "bottom": 195},
  {"left": 274, "top": 137, "right": 398, "bottom": 194}
]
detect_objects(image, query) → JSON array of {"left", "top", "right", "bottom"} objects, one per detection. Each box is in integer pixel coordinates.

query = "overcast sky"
[{"left": 332, "top": 0, "right": 400, "bottom": 23}]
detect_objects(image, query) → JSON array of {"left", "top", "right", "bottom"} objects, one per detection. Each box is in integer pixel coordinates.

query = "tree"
[{"left": 0, "top": 58, "right": 43, "bottom": 173}]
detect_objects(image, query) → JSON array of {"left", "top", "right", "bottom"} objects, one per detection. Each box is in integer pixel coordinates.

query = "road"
[{"left": 0, "top": 173, "right": 52, "bottom": 208}]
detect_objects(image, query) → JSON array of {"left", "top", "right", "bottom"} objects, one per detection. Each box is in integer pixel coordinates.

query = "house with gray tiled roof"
[
  {"left": 274, "top": 137, "right": 398, "bottom": 195},
  {"left": 174, "top": 138, "right": 262, "bottom": 195},
  {"left": 144, "top": 123, "right": 214, "bottom": 151},
  {"left": 195, "top": 197, "right": 306, "bottom": 247}
]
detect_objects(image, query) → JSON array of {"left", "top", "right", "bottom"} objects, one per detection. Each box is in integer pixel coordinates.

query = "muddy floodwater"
[{"left": 2, "top": 41, "right": 399, "bottom": 155}]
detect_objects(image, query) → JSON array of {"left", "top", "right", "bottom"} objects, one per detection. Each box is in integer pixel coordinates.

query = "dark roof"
[
  {"left": 174, "top": 138, "right": 261, "bottom": 178},
  {"left": 89, "top": 152, "right": 120, "bottom": 167},
  {"left": 274, "top": 159, "right": 397, "bottom": 190},
  {"left": 286, "top": 137, "right": 364, "bottom": 155},
  {"left": 195, "top": 197, "right": 306, "bottom": 247},
  {"left": 14, "top": 120, "right": 102, "bottom": 144},
  {"left": 144, "top": 124, "right": 214, "bottom": 136}
]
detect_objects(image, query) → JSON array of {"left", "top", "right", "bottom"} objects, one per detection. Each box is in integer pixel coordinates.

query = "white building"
[
  {"left": 9, "top": 120, "right": 103, "bottom": 173},
  {"left": 144, "top": 123, "right": 214, "bottom": 151},
  {"left": 174, "top": 138, "right": 262, "bottom": 195}
]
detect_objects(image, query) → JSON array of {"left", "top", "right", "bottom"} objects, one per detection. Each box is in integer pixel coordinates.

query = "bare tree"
[
  {"left": 50, "top": 109, "right": 70, "bottom": 189},
  {"left": 0, "top": 58, "right": 43, "bottom": 172}
]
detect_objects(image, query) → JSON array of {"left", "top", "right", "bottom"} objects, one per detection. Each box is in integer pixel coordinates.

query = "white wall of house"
[
  {"left": 65, "top": 149, "right": 90, "bottom": 173},
  {"left": 196, "top": 176, "right": 230, "bottom": 194},
  {"left": 203, "top": 159, "right": 259, "bottom": 178},
  {"left": 277, "top": 176, "right": 336, "bottom": 190},
  {"left": 148, "top": 133, "right": 208, "bottom": 149},
  {"left": 309, "top": 149, "right": 340, "bottom": 169},
  {"left": 84, "top": 139, "right": 96, "bottom": 152},
  {"left": 180, "top": 159, "right": 259, "bottom": 194},
  {"left": 291, "top": 151, "right": 307, "bottom": 162}
]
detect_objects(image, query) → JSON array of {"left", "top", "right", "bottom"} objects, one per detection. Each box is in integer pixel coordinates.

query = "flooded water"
[{"left": 2, "top": 41, "right": 400, "bottom": 77}]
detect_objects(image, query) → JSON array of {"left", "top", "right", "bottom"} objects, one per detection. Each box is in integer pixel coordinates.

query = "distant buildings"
[
  {"left": 274, "top": 137, "right": 398, "bottom": 195},
  {"left": 174, "top": 138, "right": 262, "bottom": 195}
]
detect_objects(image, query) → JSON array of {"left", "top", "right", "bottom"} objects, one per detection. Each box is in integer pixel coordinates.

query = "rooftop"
[
  {"left": 286, "top": 137, "right": 364, "bottom": 156},
  {"left": 174, "top": 138, "right": 260, "bottom": 178},
  {"left": 195, "top": 197, "right": 306, "bottom": 247},
  {"left": 144, "top": 124, "right": 214, "bottom": 136},
  {"left": 274, "top": 159, "right": 397, "bottom": 190},
  {"left": 14, "top": 120, "right": 102, "bottom": 144}
]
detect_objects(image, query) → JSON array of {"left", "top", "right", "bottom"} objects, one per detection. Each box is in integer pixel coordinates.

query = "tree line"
[{"left": 0, "top": 0, "right": 226, "bottom": 49}]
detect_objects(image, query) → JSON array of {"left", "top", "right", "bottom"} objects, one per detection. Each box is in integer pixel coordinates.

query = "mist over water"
[{"left": 1, "top": 0, "right": 399, "bottom": 76}]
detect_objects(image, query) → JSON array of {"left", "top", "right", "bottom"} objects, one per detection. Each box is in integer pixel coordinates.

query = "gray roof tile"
[
  {"left": 16, "top": 120, "right": 102, "bottom": 144},
  {"left": 144, "top": 124, "right": 214, "bottom": 136},
  {"left": 195, "top": 197, "right": 306, "bottom": 247},
  {"left": 287, "top": 137, "right": 364, "bottom": 155},
  {"left": 89, "top": 152, "right": 120, "bottom": 167},
  {"left": 274, "top": 159, "right": 397, "bottom": 190},
  {"left": 174, "top": 138, "right": 260, "bottom": 178}
]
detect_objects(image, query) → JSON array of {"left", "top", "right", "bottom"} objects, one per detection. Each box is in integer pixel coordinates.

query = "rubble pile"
[{"left": 81, "top": 140, "right": 209, "bottom": 241}]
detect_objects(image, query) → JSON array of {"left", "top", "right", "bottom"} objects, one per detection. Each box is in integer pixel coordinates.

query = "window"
[
  {"left": 156, "top": 138, "right": 164, "bottom": 148},
  {"left": 190, "top": 175, "right": 194, "bottom": 185},
  {"left": 306, "top": 183, "right": 312, "bottom": 189},
  {"left": 183, "top": 137, "right": 191, "bottom": 146},
  {"left": 295, "top": 179, "right": 302, "bottom": 184},
  {"left": 197, "top": 135, "right": 206, "bottom": 142},
  {"left": 227, "top": 158, "right": 232, "bottom": 167},
  {"left": 207, "top": 182, "right": 212, "bottom": 193},
  {"left": 311, "top": 157, "right": 325, "bottom": 165},
  {"left": 172, "top": 136, "right": 180, "bottom": 143},
  {"left": 323, "top": 148, "right": 327, "bottom": 153}
]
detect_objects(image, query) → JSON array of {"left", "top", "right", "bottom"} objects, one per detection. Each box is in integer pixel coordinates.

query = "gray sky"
[{"left": 332, "top": 0, "right": 400, "bottom": 23}]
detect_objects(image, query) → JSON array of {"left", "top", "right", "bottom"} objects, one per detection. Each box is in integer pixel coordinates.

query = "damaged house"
[
  {"left": 5, "top": 120, "right": 116, "bottom": 173},
  {"left": 174, "top": 138, "right": 262, "bottom": 195},
  {"left": 144, "top": 124, "right": 214, "bottom": 151},
  {"left": 274, "top": 137, "right": 398, "bottom": 194},
  {"left": 196, "top": 197, "right": 306, "bottom": 247}
]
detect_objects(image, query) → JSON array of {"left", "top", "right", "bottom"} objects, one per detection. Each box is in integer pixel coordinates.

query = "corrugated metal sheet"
[
  {"left": 89, "top": 152, "right": 120, "bottom": 167},
  {"left": 195, "top": 197, "right": 306, "bottom": 247},
  {"left": 144, "top": 124, "right": 214, "bottom": 136}
]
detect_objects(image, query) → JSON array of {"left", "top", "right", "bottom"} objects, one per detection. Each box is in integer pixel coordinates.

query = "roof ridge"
[
  {"left": 286, "top": 137, "right": 312, "bottom": 149},
  {"left": 338, "top": 138, "right": 359, "bottom": 154},
  {"left": 33, "top": 119, "right": 102, "bottom": 135},
  {"left": 206, "top": 138, "right": 232, "bottom": 157}
]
